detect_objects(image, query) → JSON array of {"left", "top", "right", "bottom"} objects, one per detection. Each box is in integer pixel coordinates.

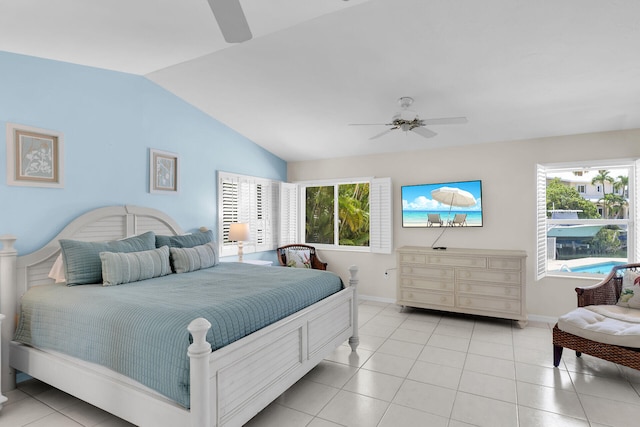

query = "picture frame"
[
  {"left": 6, "top": 123, "right": 64, "bottom": 188},
  {"left": 149, "top": 148, "right": 179, "bottom": 193}
]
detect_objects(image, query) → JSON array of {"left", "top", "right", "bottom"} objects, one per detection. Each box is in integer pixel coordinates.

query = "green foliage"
[
  {"left": 305, "top": 183, "right": 370, "bottom": 247},
  {"left": 592, "top": 226, "right": 622, "bottom": 254},
  {"left": 546, "top": 178, "right": 599, "bottom": 218},
  {"left": 305, "top": 186, "right": 334, "bottom": 244}
]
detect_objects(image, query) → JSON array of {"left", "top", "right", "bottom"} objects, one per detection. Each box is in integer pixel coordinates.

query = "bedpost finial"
[
  {"left": 0, "top": 235, "right": 18, "bottom": 253},
  {"left": 188, "top": 318, "right": 212, "bottom": 356},
  {"left": 348, "top": 265, "right": 359, "bottom": 286}
]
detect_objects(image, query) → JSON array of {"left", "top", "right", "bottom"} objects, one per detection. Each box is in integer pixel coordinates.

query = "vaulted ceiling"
[{"left": 2, "top": 0, "right": 639, "bottom": 161}]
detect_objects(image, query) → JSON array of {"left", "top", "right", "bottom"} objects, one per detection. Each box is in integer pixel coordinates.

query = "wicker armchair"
[
  {"left": 553, "top": 263, "right": 640, "bottom": 370},
  {"left": 276, "top": 244, "right": 327, "bottom": 270}
]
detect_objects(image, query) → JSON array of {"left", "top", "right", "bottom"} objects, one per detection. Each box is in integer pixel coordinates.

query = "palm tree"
[
  {"left": 592, "top": 170, "right": 615, "bottom": 218},
  {"left": 615, "top": 175, "right": 629, "bottom": 198}
]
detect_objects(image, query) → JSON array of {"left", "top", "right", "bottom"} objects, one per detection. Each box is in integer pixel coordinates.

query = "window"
[
  {"left": 536, "top": 160, "right": 639, "bottom": 279},
  {"left": 281, "top": 177, "right": 392, "bottom": 253},
  {"left": 218, "top": 171, "right": 278, "bottom": 257}
]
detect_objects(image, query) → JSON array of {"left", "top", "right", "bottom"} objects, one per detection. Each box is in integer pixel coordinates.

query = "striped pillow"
[
  {"left": 170, "top": 242, "right": 218, "bottom": 273},
  {"left": 100, "top": 245, "right": 171, "bottom": 286}
]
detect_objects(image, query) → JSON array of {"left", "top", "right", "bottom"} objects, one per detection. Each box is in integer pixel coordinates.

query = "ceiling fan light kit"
[{"left": 349, "top": 96, "right": 468, "bottom": 140}]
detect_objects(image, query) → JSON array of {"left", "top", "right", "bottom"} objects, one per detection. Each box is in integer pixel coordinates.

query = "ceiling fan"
[
  {"left": 207, "top": 0, "right": 252, "bottom": 43},
  {"left": 350, "top": 97, "right": 468, "bottom": 140}
]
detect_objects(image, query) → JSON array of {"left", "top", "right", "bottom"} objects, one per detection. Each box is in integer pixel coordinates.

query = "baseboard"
[
  {"left": 358, "top": 294, "right": 395, "bottom": 304},
  {"left": 359, "top": 294, "right": 559, "bottom": 325}
]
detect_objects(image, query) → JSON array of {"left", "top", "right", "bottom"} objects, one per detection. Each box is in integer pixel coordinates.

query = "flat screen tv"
[{"left": 401, "top": 179, "right": 483, "bottom": 228}]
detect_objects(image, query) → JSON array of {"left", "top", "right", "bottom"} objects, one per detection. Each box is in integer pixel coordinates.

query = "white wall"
[{"left": 288, "top": 129, "right": 640, "bottom": 320}]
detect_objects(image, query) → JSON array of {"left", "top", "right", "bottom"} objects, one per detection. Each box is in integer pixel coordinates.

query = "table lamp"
[{"left": 229, "top": 223, "right": 250, "bottom": 262}]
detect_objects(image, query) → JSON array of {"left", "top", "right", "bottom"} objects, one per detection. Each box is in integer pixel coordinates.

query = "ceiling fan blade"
[
  {"left": 207, "top": 0, "right": 253, "bottom": 43},
  {"left": 349, "top": 123, "right": 389, "bottom": 126},
  {"left": 422, "top": 116, "right": 468, "bottom": 126},
  {"left": 412, "top": 127, "right": 438, "bottom": 138},
  {"left": 369, "top": 128, "right": 394, "bottom": 140}
]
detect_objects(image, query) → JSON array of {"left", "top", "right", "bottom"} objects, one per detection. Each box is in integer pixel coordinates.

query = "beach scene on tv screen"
[{"left": 402, "top": 180, "right": 483, "bottom": 227}]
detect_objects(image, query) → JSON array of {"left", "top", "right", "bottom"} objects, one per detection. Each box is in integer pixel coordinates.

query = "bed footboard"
[{"left": 189, "top": 266, "right": 359, "bottom": 427}]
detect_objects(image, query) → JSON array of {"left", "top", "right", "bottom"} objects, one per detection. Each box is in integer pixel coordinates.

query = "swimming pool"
[{"left": 567, "top": 261, "right": 626, "bottom": 274}]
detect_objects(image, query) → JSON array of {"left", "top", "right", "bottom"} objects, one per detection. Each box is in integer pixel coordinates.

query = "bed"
[{"left": 0, "top": 205, "right": 359, "bottom": 427}]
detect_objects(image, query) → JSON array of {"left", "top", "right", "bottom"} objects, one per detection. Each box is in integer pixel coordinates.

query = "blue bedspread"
[{"left": 14, "top": 263, "right": 343, "bottom": 408}]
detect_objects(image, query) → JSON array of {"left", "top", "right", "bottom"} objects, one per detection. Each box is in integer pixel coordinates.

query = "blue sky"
[{"left": 402, "top": 180, "right": 482, "bottom": 211}]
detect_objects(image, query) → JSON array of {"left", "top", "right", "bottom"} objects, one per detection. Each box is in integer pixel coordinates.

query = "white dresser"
[{"left": 397, "top": 246, "right": 527, "bottom": 327}]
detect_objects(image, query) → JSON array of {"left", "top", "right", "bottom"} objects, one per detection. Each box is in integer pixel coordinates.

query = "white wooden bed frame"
[{"left": 0, "top": 205, "right": 359, "bottom": 426}]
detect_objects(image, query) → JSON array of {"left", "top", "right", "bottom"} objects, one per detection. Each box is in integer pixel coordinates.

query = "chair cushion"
[{"left": 558, "top": 305, "right": 640, "bottom": 348}]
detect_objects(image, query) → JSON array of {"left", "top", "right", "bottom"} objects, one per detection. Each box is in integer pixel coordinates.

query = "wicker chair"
[
  {"left": 277, "top": 244, "right": 327, "bottom": 270},
  {"left": 553, "top": 263, "right": 640, "bottom": 370}
]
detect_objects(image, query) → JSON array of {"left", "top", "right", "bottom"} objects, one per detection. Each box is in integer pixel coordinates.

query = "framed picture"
[
  {"left": 149, "top": 149, "right": 179, "bottom": 193},
  {"left": 6, "top": 123, "right": 64, "bottom": 188}
]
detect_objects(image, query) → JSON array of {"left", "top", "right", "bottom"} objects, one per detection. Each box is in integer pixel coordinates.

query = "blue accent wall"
[{"left": 0, "top": 51, "right": 286, "bottom": 254}]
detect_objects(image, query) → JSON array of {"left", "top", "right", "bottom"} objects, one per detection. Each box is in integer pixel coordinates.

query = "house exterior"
[{"left": 546, "top": 170, "right": 629, "bottom": 218}]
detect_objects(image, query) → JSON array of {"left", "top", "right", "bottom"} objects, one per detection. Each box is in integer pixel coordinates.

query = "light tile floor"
[{"left": 2, "top": 301, "right": 640, "bottom": 426}]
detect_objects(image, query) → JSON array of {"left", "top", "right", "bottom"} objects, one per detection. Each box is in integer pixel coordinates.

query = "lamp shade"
[{"left": 229, "top": 223, "right": 250, "bottom": 241}]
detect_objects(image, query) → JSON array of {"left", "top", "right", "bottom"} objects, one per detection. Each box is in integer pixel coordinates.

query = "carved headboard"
[{"left": 0, "top": 205, "right": 184, "bottom": 314}]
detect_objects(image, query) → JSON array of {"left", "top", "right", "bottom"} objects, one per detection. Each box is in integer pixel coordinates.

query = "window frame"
[
  {"left": 536, "top": 159, "right": 639, "bottom": 280},
  {"left": 285, "top": 177, "right": 392, "bottom": 254}
]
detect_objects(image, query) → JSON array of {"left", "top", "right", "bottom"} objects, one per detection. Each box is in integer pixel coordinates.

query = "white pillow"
[
  {"left": 617, "top": 270, "right": 640, "bottom": 309},
  {"left": 285, "top": 248, "right": 311, "bottom": 268},
  {"left": 48, "top": 254, "right": 66, "bottom": 284}
]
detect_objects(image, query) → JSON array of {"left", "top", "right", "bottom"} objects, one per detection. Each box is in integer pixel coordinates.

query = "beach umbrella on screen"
[{"left": 431, "top": 187, "right": 476, "bottom": 208}]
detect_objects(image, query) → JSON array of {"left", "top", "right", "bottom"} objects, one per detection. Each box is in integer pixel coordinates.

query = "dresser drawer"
[
  {"left": 400, "top": 277, "right": 453, "bottom": 292},
  {"left": 400, "top": 265, "right": 453, "bottom": 280},
  {"left": 425, "top": 255, "right": 487, "bottom": 269},
  {"left": 399, "top": 252, "right": 427, "bottom": 264},
  {"left": 488, "top": 257, "right": 522, "bottom": 270},
  {"left": 400, "top": 289, "right": 454, "bottom": 307},
  {"left": 456, "top": 269, "right": 521, "bottom": 284},
  {"left": 457, "top": 282, "right": 520, "bottom": 299},
  {"left": 456, "top": 295, "right": 522, "bottom": 315}
]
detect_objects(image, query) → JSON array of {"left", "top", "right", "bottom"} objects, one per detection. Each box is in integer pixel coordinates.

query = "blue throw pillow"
[
  {"left": 60, "top": 231, "right": 156, "bottom": 285},
  {"left": 155, "top": 230, "right": 213, "bottom": 248},
  {"left": 170, "top": 242, "right": 219, "bottom": 273},
  {"left": 100, "top": 246, "right": 171, "bottom": 286}
]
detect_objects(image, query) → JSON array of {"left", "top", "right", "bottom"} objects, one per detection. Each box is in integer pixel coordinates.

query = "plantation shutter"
[
  {"left": 255, "top": 182, "right": 275, "bottom": 252},
  {"left": 218, "top": 172, "right": 278, "bottom": 257},
  {"left": 219, "top": 173, "right": 240, "bottom": 257},
  {"left": 370, "top": 177, "right": 393, "bottom": 254},
  {"left": 634, "top": 159, "right": 640, "bottom": 262},
  {"left": 535, "top": 164, "right": 548, "bottom": 280},
  {"left": 279, "top": 182, "right": 299, "bottom": 246}
]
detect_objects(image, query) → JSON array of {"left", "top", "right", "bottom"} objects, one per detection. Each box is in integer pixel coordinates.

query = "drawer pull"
[
  {"left": 505, "top": 288, "right": 511, "bottom": 295},
  {"left": 441, "top": 283, "right": 448, "bottom": 289},
  {"left": 440, "top": 296, "right": 447, "bottom": 303},
  {"left": 465, "top": 298, "right": 472, "bottom": 305}
]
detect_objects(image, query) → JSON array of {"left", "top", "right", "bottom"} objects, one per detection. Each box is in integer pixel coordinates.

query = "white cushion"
[{"left": 558, "top": 305, "right": 640, "bottom": 348}]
